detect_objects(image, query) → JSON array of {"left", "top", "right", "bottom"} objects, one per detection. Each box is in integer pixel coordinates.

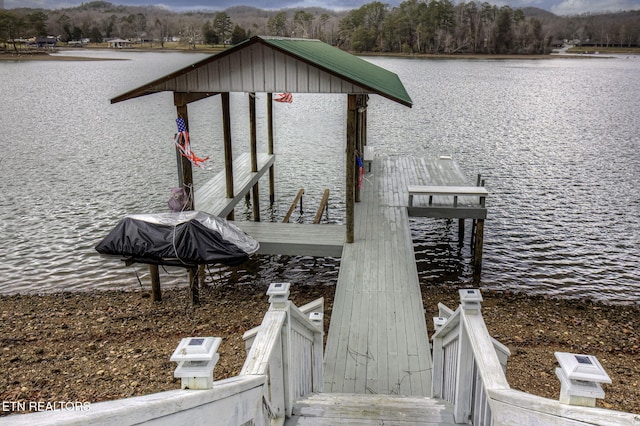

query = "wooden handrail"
[
  {"left": 283, "top": 188, "right": 304, "bottom": 223},
  {"left": 313, "top": 189, "right": 330, "bottom": 224},
  {"left": 432, "top": 293, "right": 637, "bottom": 426}
]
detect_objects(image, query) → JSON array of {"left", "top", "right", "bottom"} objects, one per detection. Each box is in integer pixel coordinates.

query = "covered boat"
[{"left": 95, "top": 211, "right": 259, "bottom": 267}]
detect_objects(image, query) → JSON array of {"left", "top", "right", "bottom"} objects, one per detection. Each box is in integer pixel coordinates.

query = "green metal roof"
[
  {"left": 258, "top": 36, "right": 413, "bottom": 107},
  {"left": 111, "top": 35, "right": 412, "bottom": 107}
]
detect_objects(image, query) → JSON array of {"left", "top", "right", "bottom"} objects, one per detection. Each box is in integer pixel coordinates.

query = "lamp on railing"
[
  {"left": 267, "top": 282, "right": 291, "bottom": 309},
  {"left": 309, "top": 311, "right": 323, "bottom": 329},
  {"left": 459, "top": 288, "right": 483, "bottom": 314},
  {"left": 170, "top": 336, "right": 221, "bottom": 390},
  {"left": 433, "top": 316, "right": 447, "bottom": 332},
  {"left": 554, "top": 351, "right": 612, "bottom": 407}
]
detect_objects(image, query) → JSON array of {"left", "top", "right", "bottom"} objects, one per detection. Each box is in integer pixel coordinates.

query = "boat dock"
[{"left": 322, "top": 153, "right": 486, "bottom": 397}]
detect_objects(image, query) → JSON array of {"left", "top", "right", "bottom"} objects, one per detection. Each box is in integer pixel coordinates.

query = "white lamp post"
[
  {"left": 555, "top": 351, "right": 612, "bottom": 407},
  {"left": 170, "top": 336, "right": 222, "bottom": 390}
]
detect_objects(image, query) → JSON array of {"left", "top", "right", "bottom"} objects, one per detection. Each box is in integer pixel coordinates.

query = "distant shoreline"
[
  {"left": 0, "top": 47, "right": 615, "bottom": 62},
  {"left": 0, "top": 51, "right": 126, "bottom": 61}
]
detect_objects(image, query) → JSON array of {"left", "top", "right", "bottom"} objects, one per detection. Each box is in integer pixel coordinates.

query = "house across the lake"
[{"left": 107, "top": 38, "right": 132, "bottom": 49}]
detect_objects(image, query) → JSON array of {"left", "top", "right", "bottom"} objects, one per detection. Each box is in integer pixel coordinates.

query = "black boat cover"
[{"left": 96, "top": 211, "right": 259, "bottom": 267}]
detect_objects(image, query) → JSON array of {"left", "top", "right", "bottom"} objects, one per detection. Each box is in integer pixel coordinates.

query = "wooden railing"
[
  {"left": 431, "top": 290, "right": 638, "bottom": 426},
  {"left": 241, "top": 290, "right": 324, "bottom": 420},
  {"left": 2, "top": 286, "right": 324, "bottom": 426}
]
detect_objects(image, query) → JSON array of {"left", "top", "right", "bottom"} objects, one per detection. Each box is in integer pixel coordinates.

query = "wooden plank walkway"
[
  {"left": 287, "top": 393, "right": 456, "bottom": 425},
  {"left": 194, "top": 152, "right": 275, "bottom": 217},
  {"left": 235, "top": 222, "right": 345, "bottom": 257},
  {"left": 323, "top": 155, "right": 435, "bottom": 397}
]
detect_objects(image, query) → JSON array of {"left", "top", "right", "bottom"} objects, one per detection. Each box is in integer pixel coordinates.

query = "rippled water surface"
[{"left": 0, "top": 51, "right": 638, "bottom": 304}]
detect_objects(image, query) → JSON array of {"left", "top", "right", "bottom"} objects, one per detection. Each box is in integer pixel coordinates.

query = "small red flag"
[{"left": 275, "top": 92, "right": 293, "bottom": 103}]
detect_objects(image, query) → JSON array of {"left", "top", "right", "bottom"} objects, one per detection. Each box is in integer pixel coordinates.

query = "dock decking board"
[
  {"left": 194, "top": 152, "right": 275, "bottom": 217},
  {"left": 323, "top": 155, "right": 437, "bottom": 397},
  {"left": 235, "top": 222, "right": 345, "bottom": 258}
]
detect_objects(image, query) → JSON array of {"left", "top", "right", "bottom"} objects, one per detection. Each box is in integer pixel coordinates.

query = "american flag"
[
  {"left": 174, "top": 117, "right": 210, "bottom": 169},
  {"left": 176, "top": 117, "right": 188, "bottom": 137},
  {"left": 275, "top": 92, "right": 293, "bottom": 103}
]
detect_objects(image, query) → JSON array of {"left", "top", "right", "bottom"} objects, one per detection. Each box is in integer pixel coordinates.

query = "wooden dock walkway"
[
  {"left": 235, "top": 222, "right": 344, "bottom": 257},
  {"left": 287, "top": 393, "right": 456, "bottom": 425},
  {"left": 323, "top": 155, "right": 434, "bottom": 397},
  {"left": 322, "top": 154, "right": 485, "bottom": 398},
  {"left": 194, "top": 152, "right": 275, "bottom": 218}
]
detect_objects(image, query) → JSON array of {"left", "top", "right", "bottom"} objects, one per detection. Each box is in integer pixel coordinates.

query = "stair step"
[{"left": 286, "top": 393, "right": 456, "bottom": 425}]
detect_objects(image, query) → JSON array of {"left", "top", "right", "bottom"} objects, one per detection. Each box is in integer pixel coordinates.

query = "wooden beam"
[
  {"left": 283, "top": 189, "right": 304, "bottom": 223},
  {"left": 267, "top": 93, "right": 275, "bottom": 205},
  {"left": 174, "top": 93, "right": 195, "bottom": 210},
  {"left": 221, "top": 92, "right": 234, "bottom": 220},
  {"left": 149, "top": 264, "right": 161, "bottom": 302},
  {"left": 314, "top": 189, "right": 330, "bottom": 224},
  {"left": 346, "top": 94, "right": 356, "bottom": 243},
  {"left": 473, "top": 219, "right": 485, "bottom": 284},
  {"left": 249, "top": 92, "right": 260, "bottom": 221}
]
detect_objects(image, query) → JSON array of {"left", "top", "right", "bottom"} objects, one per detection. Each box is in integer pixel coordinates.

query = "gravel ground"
[{"left": 1, "top": 283, "right": 638, "bottom": 418}]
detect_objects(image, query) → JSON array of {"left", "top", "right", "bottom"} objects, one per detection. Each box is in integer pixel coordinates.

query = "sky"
[{"left": 4, "top": 0, "right": 640, "bottom": 16}]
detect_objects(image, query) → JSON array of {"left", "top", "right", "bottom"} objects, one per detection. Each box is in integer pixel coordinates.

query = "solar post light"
[
  {"left": 554, "top": 352, "right": 612, "bottom": 407},
  {"left": 459, "top": 288, "right": 483, "bottom": 314},
  {"left": 267, "top": 282, "right": 291, "bottom": 309},
  {"left": 170, "top": 337, "right": 222, "bottom": 390},
  {"left": 433, "top": 316, "right": 447, "bottom": 332},
  {"left": 309, "top": 311, "right": 323, "bottom": 329}
]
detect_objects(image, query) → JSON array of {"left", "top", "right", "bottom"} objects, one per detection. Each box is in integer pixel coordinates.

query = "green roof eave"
[
  {"left": 111, "top": 36, "right": 413, "bottom": 108},
  {"left": 261, "top": 37, "right": 412, "bottom": 108}
]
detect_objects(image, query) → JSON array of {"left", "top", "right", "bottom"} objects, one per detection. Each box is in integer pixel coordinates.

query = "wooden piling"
[
  {"left": 249, "top": 92, "right": 260, "bottom": 221},
  {"left": 222, "top": 92, "right": 234, "bottom": 221},
  {"left": 189, "top": 267, "right": 199, "bottom": 304},
  {"left": 149, "top": 264, "right": 161, "bottom": 302},
  {"left": 473, "top": 219, "right": 485, "bottom": 284},
  {"left": 267, "top": 93, "right": 275, "bottom": 205},
  {"left": 346, "top": 95, "right": 357, "bottom": 243},
  {"left": 174, "top": 93, "right": 194, "bottom": 211},
  {"left": 314, "top": 189, "right": 330, "bottom": 224},
  {"left": 283, "top": 189, "right": 304, "bottom": 223}
]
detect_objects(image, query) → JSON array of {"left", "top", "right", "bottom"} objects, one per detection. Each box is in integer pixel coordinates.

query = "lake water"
[{"left": 0, "top": 50, "right": 638, "bottom": 305}]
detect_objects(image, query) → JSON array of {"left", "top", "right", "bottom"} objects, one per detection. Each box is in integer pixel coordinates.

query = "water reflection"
[{"left": 0, "top": 52, "right": 638, "bottom": 304}]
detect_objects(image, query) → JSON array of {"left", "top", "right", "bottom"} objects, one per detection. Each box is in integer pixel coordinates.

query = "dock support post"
[
  {"left": 346, "top": 95, "right": 356, "bottom": 243},
  {"left": 149, "top": 264, "right": 161, "bottom": 302},
  {"left": 267, "top": 93, "right": 275, "bottom": 205},
  {"left": 174, "top": 93, "right": 195, "bottom": 210},
  {"left": 189, "top": 267, "right": 199, "bottom": 304},
  {"left": 249, "top": 92, "right": 260, "bottom": 222},
  {"left": 222, "top": 92, "right": 235, "bottom": 221},
  {"left": 473, "top": 219, "right": 484, "bottom": 283},
  {"left": 458, "top": 218, "right": 465, "bottom": 246}
]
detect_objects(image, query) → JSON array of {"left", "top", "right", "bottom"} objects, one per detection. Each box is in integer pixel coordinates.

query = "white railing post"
[
  {"left": 431, "top": 317, "right": 447, "bottom": 399},
  {"left": 309, "top": 311, "right": 325, "bottom": 393},
  {"left": 170, "top": 337, "right": 222, "bottom": 390},
  {"left": 453, "top": 289, "right": 484, "bottom": 424},
  {"left": 555, "top": 352, "right": 611, "bottom": 407}
]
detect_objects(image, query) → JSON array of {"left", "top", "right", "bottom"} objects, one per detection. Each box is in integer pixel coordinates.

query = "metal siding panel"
[
  {"left": 274, "top": 53, "right": 287, "bottom": 92},
  {"left": 254, "top": 44, "right": 267, "bottom": 92},
  {"left": 241, "top": 49, "right": 254, "bottom": 92},
  {"left": 196, "top": 67, "right": 208, "bottom": 92},
  {"left": 229, "top": 54, "right": 243, "bottom": 92},
  {"left": 297, "top": 61, "right": 309, "bottom": 92},
  {"left": 285, "top": 56, "right": 297, "bottom": 91},
  {"left": 263, "top": 48, "right": 276, "bottom": 92},
  {"left": 215, "top": 58, "right": 229, "bottom": 91},
  {"left": 308, "top": 67, "right": 321, "bottom": 92}
]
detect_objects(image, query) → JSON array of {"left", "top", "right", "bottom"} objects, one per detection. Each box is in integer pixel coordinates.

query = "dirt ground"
[{"left": 1, "top": 282, "right": 638, "bottom": 418}]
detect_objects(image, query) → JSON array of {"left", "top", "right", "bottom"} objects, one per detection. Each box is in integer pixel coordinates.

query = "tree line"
[{"left": 1, "top": 1, "right": 638, "bottom": 54}]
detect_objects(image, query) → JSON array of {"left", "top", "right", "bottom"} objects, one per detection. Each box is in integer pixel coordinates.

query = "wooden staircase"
[{"left": 285, "top": 393, "right": 456, "bottom": 425}]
